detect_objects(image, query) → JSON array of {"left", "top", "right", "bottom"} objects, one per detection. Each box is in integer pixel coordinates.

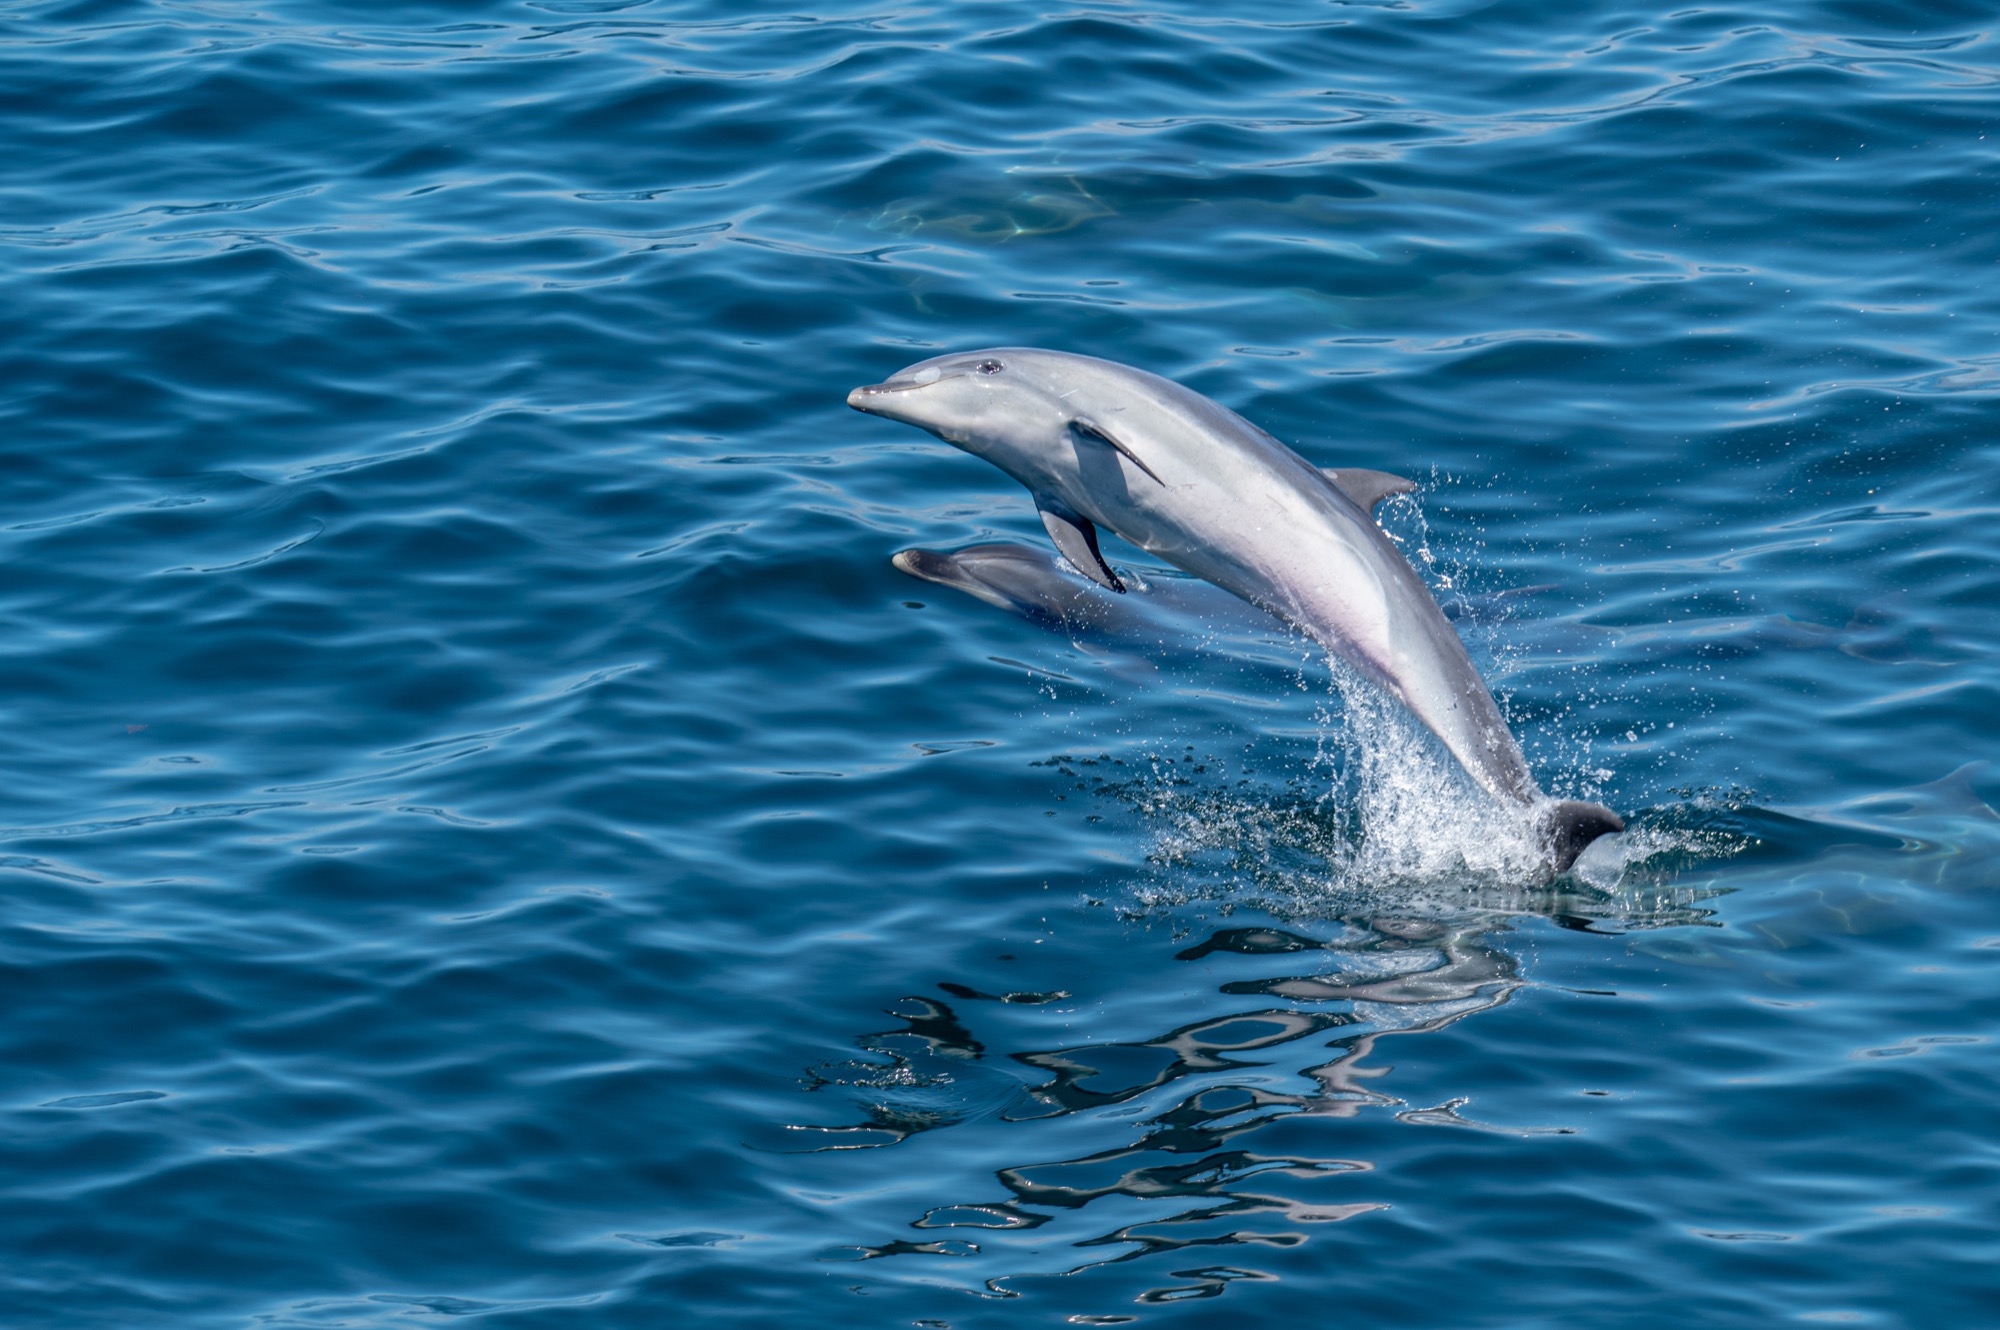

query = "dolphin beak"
[{"left": 850, "top": 364, "right": 952, "bottom": 415}]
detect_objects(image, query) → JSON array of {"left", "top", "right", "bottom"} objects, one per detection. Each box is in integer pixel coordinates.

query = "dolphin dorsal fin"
[
  {"left": 1323, "top": 467, "right": 1417, "bottom": 511},
  {"left": 1073, "top": 418, "right": 1165, "bottom": 487},
  {"left": 1034, "top": 495, "right": 1125, "bottom": 593}
]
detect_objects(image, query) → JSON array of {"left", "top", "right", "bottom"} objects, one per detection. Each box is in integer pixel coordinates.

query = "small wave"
[
  {"left": 159, "top": 522, "right": 324, "bottom": 575},
  {"left": 38, "top": 1090, "right": 169, "bottom": 1109},
  {"left": 0, "top": 802, "right": 306, "bottom": 844},
  {"left": 263, "top": 744, "right": 492, "bottom": 794}
]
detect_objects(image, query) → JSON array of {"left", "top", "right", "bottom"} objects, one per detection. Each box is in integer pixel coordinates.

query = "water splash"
[
  {"left": 1316, "top": 671, "right": 1550, "bottom": 884},
  {"left": 1105, "top": 655, "right": 1752, "bottom": 919}
]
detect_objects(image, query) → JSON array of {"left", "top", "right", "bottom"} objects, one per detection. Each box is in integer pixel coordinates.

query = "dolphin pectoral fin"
[
  {"left": 1073, "top": 418, "right": 1165, "bottom": 487},
  {"left": 1323, "top": 467, "right": 1417, "bottom": 511},
  {"left": 1035, "top": 496, "right": 1125, "bottom": 593}
]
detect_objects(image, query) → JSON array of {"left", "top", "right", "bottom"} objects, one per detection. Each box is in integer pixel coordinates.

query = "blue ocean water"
[{"left": 3, "top": 0, "right": 1997, "bottom": 1324}]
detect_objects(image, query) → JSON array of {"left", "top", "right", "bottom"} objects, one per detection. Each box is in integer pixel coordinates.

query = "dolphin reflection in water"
[{"left": 800, "top": 889, "right": 1720, "bottom": 1291}]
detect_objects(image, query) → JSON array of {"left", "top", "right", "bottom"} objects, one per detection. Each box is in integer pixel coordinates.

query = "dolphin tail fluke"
[{"left": 1537, "top": 799, "right": 1625, "bottom": 873}]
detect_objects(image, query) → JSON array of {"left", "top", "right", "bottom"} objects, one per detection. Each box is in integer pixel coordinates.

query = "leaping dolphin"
[{"left": 848, "top": 347, "right": 1623, "bottom": 873}]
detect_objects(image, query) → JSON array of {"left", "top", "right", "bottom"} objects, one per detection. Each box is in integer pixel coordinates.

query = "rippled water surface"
[{"left": 5, "top": 1, "right": 1998, "bottom": 1325}]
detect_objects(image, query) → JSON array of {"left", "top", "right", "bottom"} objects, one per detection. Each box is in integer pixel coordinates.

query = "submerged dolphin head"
[{"left": 889, "top": 543, "right": 1089, "bottom": 620}]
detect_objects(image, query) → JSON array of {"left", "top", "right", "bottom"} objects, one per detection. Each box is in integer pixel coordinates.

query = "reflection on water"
[{"left": 803, "top": 880, "right": 1719, "bottom": 1298}]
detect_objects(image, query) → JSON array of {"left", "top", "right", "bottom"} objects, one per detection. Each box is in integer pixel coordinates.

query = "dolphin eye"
[{"left": 975, "top": 360, "right": 1004, "bottom": 374}]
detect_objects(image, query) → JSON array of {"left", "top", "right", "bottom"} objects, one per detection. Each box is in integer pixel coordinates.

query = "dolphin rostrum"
[{"left": 849, "top": 347, "right": 1623, "bottom": 874}]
